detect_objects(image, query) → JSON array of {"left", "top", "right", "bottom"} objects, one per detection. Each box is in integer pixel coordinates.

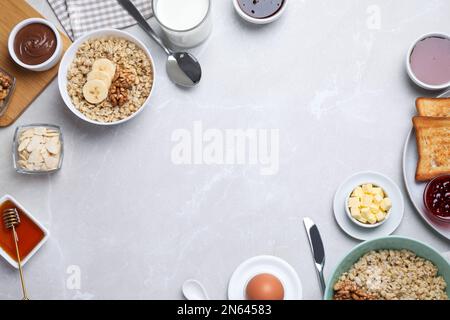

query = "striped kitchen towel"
[{"left": 47, "top": 0, "right": 152, "bottom": 40}]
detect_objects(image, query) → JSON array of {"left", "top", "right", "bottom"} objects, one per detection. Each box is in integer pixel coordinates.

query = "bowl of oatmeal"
[
  {"left": 325, "top": 236, "right": 449, "bottom": 300},
  {"left": 58, "top": 29, "right": 155, "bottom": 125}
]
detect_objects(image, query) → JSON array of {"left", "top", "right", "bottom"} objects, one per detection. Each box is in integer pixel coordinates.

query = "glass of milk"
[{"left": 152, "top": 0, "right": 212, "bottom": 48}]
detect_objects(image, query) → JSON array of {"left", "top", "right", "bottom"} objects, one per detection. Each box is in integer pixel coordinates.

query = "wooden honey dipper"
[{"left": 3, "top": 208, "right": 29, "bottom": 300}]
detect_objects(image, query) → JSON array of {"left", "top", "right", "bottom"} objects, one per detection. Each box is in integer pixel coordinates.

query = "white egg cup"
[{"left": 228, "top": 255, "right": 302, "bottom": 300}]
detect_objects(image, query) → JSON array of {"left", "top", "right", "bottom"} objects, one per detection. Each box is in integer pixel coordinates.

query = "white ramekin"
[
  {"left": 406, "top": 32, "right": 450, "bottom": 91},
  {"left": 345, "top": 184, "right": 391, "bottom": 229},
  {"left": 58, "top": 28, "right": 156, "bottom": 126},
  {"left": 8, "top": 18, "right": 63, "bottom": 72},
  {"left": 233, "top": 0, "right": 288, "bottom": 25},
  {"left": 0, "top": 194, "right": 50, "bottom": 269}
]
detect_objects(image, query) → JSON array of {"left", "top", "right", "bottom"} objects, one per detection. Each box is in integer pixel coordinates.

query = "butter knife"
[{"left": 303, "top": 217, "right": 326, "bottom": 295}]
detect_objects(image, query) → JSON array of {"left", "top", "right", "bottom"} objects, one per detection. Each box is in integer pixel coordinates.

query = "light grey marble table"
[{"left": 0, "top": 0, "right": 449, "bottom": 300}]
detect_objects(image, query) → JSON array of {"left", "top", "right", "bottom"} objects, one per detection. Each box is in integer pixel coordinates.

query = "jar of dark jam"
[{"left": 423, "top": 175, "right": 450, "bottom": 223}]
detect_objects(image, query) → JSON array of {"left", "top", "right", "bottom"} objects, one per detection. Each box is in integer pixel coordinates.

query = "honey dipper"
[{"left": 3, "top": 208, "right": 29, "bottom": 300}]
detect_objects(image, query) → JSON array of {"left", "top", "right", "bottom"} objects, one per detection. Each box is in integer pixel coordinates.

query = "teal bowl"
[{"left": 324, "top": 236, "right": 450, "bottom": 300}]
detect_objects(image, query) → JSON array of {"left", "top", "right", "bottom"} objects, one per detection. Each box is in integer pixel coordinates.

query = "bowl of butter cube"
[
  {"left": 345, "top": 183, "right": 392, "bottom": 228},
  {"left": 13, "top": 124, "right": 63, "bottom": 174}
]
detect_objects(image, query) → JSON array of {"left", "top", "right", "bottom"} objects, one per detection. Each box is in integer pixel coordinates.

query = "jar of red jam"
[{"left": 423, "top": 175, "right": 450, "bottom": 224}]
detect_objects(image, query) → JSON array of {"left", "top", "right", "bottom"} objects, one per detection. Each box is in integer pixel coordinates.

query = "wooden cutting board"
[{"left": 0, "top": 0, "right": 71, "bottom": 127}]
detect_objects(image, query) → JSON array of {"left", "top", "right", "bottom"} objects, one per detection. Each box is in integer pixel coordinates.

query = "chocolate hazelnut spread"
[{"left": 13, "top": 23, "right": 57, "bottom": 66}]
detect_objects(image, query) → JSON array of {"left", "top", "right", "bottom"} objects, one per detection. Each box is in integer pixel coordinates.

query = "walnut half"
[
  {"left": 333, "top": 280, "right": 377, "bottom": 300},
  {"left": 108, "top": 67, "right": 136, "bottom": 107},
  {"left": 0, "top": 72, "right": 12, "bottom": 101}
]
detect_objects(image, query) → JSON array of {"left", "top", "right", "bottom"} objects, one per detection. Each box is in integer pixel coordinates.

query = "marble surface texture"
[{"left": 0, "top": 0, "right": 449, "bottom": 300}]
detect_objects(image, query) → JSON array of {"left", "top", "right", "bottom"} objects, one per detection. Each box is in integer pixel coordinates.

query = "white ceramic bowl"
[
  {"left": 8, "top": 18, "right": 62, "bottom": 72},
  {"left": 345, "top": 183, "right": 391, "bottom": 229},
  {"left": 406, "top": 32, "right": 450, "bottom": 91},
  {"left": 233, "top": 0, "right": 288, "bottom": 25},
  {"left": 58, "top": 29, "right": 156, "bottom": 126},
  {"left": 0, "top": 195, "right": 50, "bottom": 269}
]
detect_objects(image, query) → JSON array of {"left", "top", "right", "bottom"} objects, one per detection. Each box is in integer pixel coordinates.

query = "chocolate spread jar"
[{"left": 13, "top": 23, "right": 57, "bottom": 66}]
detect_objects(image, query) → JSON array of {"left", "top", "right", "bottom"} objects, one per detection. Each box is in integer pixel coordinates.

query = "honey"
[{"left": 0, "top": 200, "right": 44, "bottom": 262}]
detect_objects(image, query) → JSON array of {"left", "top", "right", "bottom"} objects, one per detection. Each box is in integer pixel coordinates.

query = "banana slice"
[
  {"left": 92, "top": 58, "right": 116, "bottom": 79},
  {"left": 87, "top": 70, "right": 112, "bottom": 87},
  {"left": 83, "top": 80, "right": 108, "bottom": 104}
]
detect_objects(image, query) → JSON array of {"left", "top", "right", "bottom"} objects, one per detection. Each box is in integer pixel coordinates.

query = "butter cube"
[
  {"left": 380, "top": 198, "right": 392, "bottom": 212},
  {"left": 362, "top": 184, "right": 373, "bottom": 194},
  {"left": 375, "top": 211, "right": 386, "bottom": 222},
  {"left": 352, "top": 187, "right": 364, "bottom": 198},
  {"left": 348, "top": 197, "right": 360, "bottom": 208},
  {"left": 374, "top": 194, "right": 384, "bottom": 204},
  {"left": 350, "top": 207, "right": 362, "bottom": 219},
  {"left": 361, "top": 207, "right": 371, "bottom": 220},
  {"left": 367, "top": 213, "right": 377, "bottom": 224},
  {"left": 357, "top": 216, "right": 367, "bottom": 224},
  {"left": 372, "top": 187, "right": 384, "bottom": 197},
  {"left": 361, "top": 194, "right": 373, "bottom": 207},
  {"left": 370, "top": 204, "right": 380, "bottom": 214}
]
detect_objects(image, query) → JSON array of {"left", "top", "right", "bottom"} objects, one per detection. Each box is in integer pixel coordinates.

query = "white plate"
[
  {"left": 228, "top": 255, "right": 302, "bottom": 300},
  {"left": 402, "top": 90, "right": 450, "bottom": 240},
  {"left": 333, "top": 171, "right": 404, "bottom": 241}
]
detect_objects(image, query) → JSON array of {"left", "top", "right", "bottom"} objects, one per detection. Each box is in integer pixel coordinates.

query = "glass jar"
[
  {"left": 0, "top": 68, "right": 16, "bottom": 118},
  {"left": 152, "top": 0, "right": 212, "bottom": 48},
  {"left": 13, "top": 124, "right": 64, "bottom": 174}
]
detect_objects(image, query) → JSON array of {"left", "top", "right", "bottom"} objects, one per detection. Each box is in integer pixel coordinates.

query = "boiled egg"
[{"left": 245, "top": 273, "right": 284, "bottom": 300}]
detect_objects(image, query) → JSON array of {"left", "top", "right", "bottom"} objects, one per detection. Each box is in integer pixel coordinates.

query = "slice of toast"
[
  {"left": 416, "top": 97, "right": 450, "bottom": 117},
  {"left": 413, "top": 116, "right": 450, "bottom": 181}
]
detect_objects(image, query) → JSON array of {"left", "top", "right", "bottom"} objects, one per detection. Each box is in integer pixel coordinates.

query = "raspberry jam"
[{"left": 424, "top": 175, "right": 450, "bottom": 223}]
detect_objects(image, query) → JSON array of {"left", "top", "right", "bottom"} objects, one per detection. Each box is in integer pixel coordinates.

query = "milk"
[
  {"left": 154, "top": 0, "right": 211, "bottom": 48},
  {"left": 156, "top": 0, "right": 209, "bottom": 31}
]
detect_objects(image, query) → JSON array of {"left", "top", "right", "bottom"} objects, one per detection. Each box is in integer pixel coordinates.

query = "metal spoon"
[
  {"left": 118, "top": 0, "right": 202, "bottom": 87},
  {"left": 182, "top": 279, "right": 210, "bottom": 300}
]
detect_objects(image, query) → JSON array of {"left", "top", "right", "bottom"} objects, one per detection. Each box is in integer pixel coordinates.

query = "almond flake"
[
  {"left": 18, "top": 138, "right": 30, "bottom": 152},
  {"left": 44, "top": 156, "right": 58, "bottom": 170},
  {"left": 46, "top": 138, "right": 60, "bottom": 155},
  {"left": 33, "top": 127, "right": 47, "bottom": 135},
  {"left": 28, "top": 149, "right": 43, "bottom": 164},
  {"left": 27, "top": 135, "right": 43, "bottom": 153}
]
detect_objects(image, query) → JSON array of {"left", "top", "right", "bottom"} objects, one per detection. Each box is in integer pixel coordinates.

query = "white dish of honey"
[{"left": 0, "top": 195, "right": 49, "bottom": 268}]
